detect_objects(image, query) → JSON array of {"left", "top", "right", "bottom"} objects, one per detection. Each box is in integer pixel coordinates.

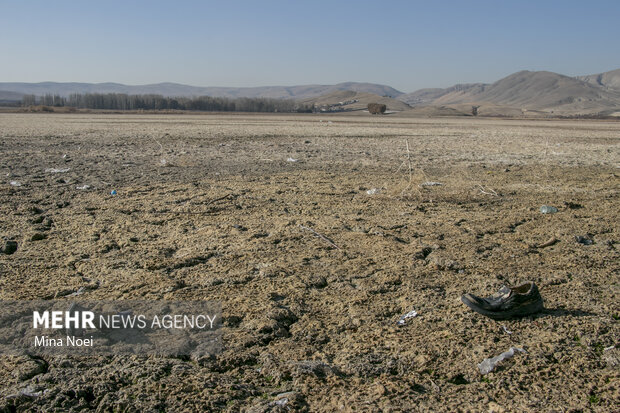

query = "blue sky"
[{"left": 1, "top": 0, "right": 619, "bottom": 92}]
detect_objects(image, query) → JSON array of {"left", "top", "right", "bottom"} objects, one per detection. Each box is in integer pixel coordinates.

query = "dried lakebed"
[{"left": 0, "top": 113, "right": 618, "bottom": 411}]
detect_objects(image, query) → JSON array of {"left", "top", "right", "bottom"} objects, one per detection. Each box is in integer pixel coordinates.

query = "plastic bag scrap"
[
  {"left": 478, "top": 347, "right": 526, "bottom": 374},
  {"left": 397, "top": 309, "right": 418, "bottom": 326}
]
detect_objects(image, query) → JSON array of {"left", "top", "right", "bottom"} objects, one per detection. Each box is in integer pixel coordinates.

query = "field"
[{"left": 0, "top": 113, "right": 618, "bottom": 411}]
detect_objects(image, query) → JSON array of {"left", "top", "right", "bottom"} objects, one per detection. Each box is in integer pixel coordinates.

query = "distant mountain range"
[
  {"left": 1, "top": 68, "right": 619, "bottom": 115},
  {"left": 0, "top": 81, "right": 403, "bottom": 100}
]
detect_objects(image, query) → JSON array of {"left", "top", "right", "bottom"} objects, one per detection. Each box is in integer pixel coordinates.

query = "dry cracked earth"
[{"left": 0, "top": 113, "right": 618, "bottom": 412}]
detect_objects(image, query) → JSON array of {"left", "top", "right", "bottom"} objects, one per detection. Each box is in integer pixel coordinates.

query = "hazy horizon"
[{"left": 2, "top": 0, "right": 620, "bottom": 92}]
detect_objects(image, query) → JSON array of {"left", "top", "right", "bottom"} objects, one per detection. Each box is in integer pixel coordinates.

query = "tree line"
[{"left": 20, "top": 93, "right": 313, "bottom": 113}]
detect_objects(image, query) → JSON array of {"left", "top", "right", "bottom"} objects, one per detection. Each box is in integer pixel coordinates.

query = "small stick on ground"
[
  {"left": 125, "top": 193, "right": 236, "bottom": 215},
  {"left": 475, "top": 184, "right": 498, "bottom": 197},
  {"left": 204, "top": 193, "right": 234, "bottom": 206},
  {"left": 536, "top": 237, "right": 558, "bottom": 248},
  {"left": 299, "top": 225, "right": 341, "bottom": 250},
  {"left": 398, "top": 139, "right": 422, "bottom": 197}
]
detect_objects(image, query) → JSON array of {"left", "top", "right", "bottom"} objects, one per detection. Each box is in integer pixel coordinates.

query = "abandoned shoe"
[{"left": 461, "top": 282, "right": 543, "bottom": 320}]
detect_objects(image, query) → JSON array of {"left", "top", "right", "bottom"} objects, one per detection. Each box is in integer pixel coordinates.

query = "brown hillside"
[
  {"left": 398, "top": 70, "right": 620, "bottom": 115},
  {"left": 302, "top": 90, "right": 411, "bottom": 112}
]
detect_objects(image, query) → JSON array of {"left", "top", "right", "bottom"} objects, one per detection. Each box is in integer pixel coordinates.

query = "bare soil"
[{"left": 0, "top": 113, "right": 618, "bottom": 412}]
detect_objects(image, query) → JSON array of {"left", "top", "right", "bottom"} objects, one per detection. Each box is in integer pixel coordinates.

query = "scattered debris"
[
  {"left": 428, "top": 255, "right": 461, "bottom": 271},
  {"left": 45, "top": 167, "right": 70, "bottom": 173},
  {"left": 478, "top": 347, "right": 526, "bottom": 375},
  {"left": 475, "top": 184, "right": 498, "bottom": 196},
  {"left": 603, "top": 346, "right": 619, "bottom": 368},
  {"left": 20, "top": 386, "right": 44, "bottom": 398},
  {"left": 7, "top": 385, "right": 45, "bottom": 399},
  {"left": 420, "top": 181, "right": 442, "bottom": 187},
  {"left": 299, "top": 225, "right": 340, "bottom": 249},
  {"left": 286, "top": 157, "right": 298, "bottom": 162},
  {"left": 540, "top": 205, "right": 558, "bottom": 214},
  {"left": 292, "top": 360, "right": 337, "bottom": 378},
  {"left": 575, "top": 235, "right": 593, "bottom": 245},
  {"left": 271, "top": 397, "right": 289, "bottom": 408},
  {"left": 275, "top": 392, "right": 297, "bottom": 400},
  {"left": 397, "top": 309, "right": 418, "bottom": 326},
  {"left": 76, "top": 184, "right": 91, "bottom": 190},
  {"left": 9, "top": 181, "right": 21, "bottom": 186},
  {"left": 110, "top": 190, "right": 117, "bottom": 195},
  {"left": 366, "top": 188, "right": 381, "bottom": 195},
  {"left": 68, "top": 287, "right": 86, "bottom": 296},
  {"left": 269, "top": 391, "right": 305, "bottom": 410},
  {"left": 501, "top": 325, "right": 513, "bottom": 335},
  {"left": 537, "top": 237, "right": 558, "bottom": 248}
]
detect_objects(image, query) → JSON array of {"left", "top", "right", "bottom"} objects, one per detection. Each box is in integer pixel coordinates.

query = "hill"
[
  {"left": 398, "top": 70, "right": 620, "bottom": 115},
  {"left": 577, "top": 68, "right": 620, "bottom": 91},
  {"left": 301, "top": 90, "right": 411, "bottom": 112},
  {"left": 398, "top": 84, "right": 485, "bottom": 106}
]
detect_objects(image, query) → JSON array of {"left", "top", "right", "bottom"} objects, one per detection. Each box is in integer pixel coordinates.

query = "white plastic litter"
[
  {"left": 9, "top": 181, "right": 21, "bottom": 187},
  {"left": 397, "top": 309, "right": 418, "bottom": 326},
  {"left": 478, "top": 347, "right": 526, "bottom": 374},
  {"left": 45, "top": 168, "right": 70, "bottom": 173},
  {"left": 501, "top": 325, "right": 513, "bottom": 335},
  {"left": 76, "top": 185, "right": 90, "bottom": 190},
  {"left": 14, "top": 385, "right": 43, "bottom": 398},
  {"left": 286, "top": 157, "right": 298, "bottom": 162},
  {"left": 273, "top": 398, "right": 288, "bottom": 407},
  {"left": 540, "top": 205, "right": 558, "bottom": 214},
  {"left": 366, "top": 188, "right": 381, "bottom": 195},
  {"left": 68, "top": 287, "right": 85, "bottom": 296},
  {"left": 421, "top": 181, "right": 442, "bottom": 187},
  {"left": 270, "top": 391, "right": 296, "bottom": 408}
]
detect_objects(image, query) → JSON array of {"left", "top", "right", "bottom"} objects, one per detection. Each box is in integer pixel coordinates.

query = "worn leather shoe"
[{"left": 461, "top": 282, "right": 543, "bottom": 320}]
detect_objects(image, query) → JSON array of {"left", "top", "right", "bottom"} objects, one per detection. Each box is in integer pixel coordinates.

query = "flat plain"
[{"left": 0, "top": 113, "right": 618, "bottom": 411}]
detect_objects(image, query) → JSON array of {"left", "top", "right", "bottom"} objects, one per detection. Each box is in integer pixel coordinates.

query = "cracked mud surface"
[{"left": 0, "top": 113, "right": 618, "bottom": 411}]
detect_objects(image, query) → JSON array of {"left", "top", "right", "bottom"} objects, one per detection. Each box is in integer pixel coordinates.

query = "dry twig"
[
  {"left": 299, "top": 225, "right": 341, "bottom": 249},
  {"left": 475, "top": 184, "right": 498, "bottom": 197}
]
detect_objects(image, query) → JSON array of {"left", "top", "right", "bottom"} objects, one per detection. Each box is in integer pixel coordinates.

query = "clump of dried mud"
[{"left": 0, "top": 113, "right": 618, "bottom": 411}]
